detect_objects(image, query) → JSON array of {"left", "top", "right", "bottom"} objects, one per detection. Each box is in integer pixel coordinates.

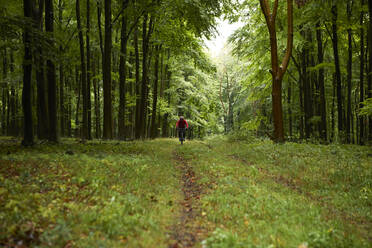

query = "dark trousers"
[{"left": 178, "top": 128, "right": 186, "bottom": 141}]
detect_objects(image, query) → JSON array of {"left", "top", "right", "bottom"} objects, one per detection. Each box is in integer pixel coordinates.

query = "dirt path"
[{"left": 168, "top": 151, "right": 205, "bottom": 248}]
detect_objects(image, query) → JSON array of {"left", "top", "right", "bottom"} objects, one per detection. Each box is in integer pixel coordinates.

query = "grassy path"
[{"left": 0, "top": 137, "right": 371, "bottom": 247}]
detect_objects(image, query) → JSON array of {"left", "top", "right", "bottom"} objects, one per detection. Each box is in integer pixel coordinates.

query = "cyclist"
[{"left": 176, "top": 116, "right": 189, "bottom": 144}]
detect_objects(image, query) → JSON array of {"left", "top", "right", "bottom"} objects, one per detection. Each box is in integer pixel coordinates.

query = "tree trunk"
[
  {"left": 331, "top": 2, "right": 343, "bottom": 140},
  {"left": 151, "top": 45, "right": 160, "bottom": 139},
  {"left": 288, "top": 79, "right": 292, "bottom": 137},
  {"left": 46, "top": 0, "right": 58, "bottom": 142},
  {"left": 59, "top": 0, "right": 65, "bottom": 137},
  {"left": 76, "top": 0, "right": 88, "bottom": 140},
  {"left": 368, "top": 0, "right": 372, "bottom": 142},
  {"left": 118, "top": 14, "right": 128, "bottom": 140},
  {"left": 75, "top": 66, "right": 81, "bottom": 137},
  {"left": 138, "top": 14, "right": 149, "bottom": 139},
  {"left": 301, "top": 31, "right": 312, "bottom": 138},
  {"left": 316, "top": 22, "right": 327, "bottom": 141},
  {"left": 359, "top": 0, "right": 365, "bottom": 145},
  {"left": 34, "top": 0, "right": 48, "bottom": 140},
  {"left": 93, "top": 54, "right": 100, "bottom": 138},
  {"left": 346, "top": 1, "right": 353, "bottom": 143},
  {"left": 259, "top": 0, "right": 293, "bottom": 143},
  {"left": 22, "top": 0, "right": 34, "bottom": 146},
  {"left": 103, "top": 0, "right": 113, "bottom": 139},
  {"left": 134, "top": 24, "right": 141, "bottom": 139},
  {"left": 86, "top": 0, "right": 92, "bottom": 139},
  {"left": 2, "top": 49, "right": 7, "bottom": 136},
  {"left": 162, "top": 50, "right": 171, "bottom": 137},
  {"left": 9, "top": 51, "right": 17, "bottom": 136}
]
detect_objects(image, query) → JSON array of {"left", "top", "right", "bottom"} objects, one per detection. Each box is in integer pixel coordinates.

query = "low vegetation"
[{"left": 1, "top": 137, "right": 371, "bottom": 247}]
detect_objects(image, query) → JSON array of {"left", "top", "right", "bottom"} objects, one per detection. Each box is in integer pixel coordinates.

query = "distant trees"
[{"left": 1, "top": 0, "right": 225, "bottom": 145}]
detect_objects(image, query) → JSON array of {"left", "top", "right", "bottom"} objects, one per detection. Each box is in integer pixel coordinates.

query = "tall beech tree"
[
  {"left": 331, "top": 1, "right": 343, "bottom": 140},
  {"left": 76, "top": 0, "right": 88, "bottom": 140},
  {"left": 103, "top": 0, "right": 113, "bottom": 139},
  {"left": 259, "top": 0, "right": 294, "bottom": 143},
  {"left": 45, "top": 0, "right": 58, "bottom": 142},
  {"left": 22, "top": 0, "right": 34, "bottom": 146}
]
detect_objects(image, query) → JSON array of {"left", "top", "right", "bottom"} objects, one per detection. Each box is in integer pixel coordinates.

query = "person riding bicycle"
[{"left": 176, "top": 116, "right": 189, "bottom": 144}]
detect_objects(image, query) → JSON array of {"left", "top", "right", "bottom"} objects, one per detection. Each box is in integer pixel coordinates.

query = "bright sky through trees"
[{"left": 204, "top": 18, "right": 243, "bottom": 57}]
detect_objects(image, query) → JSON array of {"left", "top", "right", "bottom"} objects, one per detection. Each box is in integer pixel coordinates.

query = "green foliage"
[{"left": 359, "top": 98, "right": 372, "bottom": 116}]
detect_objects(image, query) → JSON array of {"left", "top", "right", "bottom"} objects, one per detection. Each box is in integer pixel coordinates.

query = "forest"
[{"left": 0, "top": 0, "right": 372, "bottom": 247}]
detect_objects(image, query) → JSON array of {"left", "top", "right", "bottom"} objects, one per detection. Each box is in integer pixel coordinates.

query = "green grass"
[
  {"left": 0, "top": 139, "right": 181, "bottom": 247},
  {"left": 0, "top": 137, "right": 371, "bottom": 247},
  {"left": 187, "top": 137, "right": 372, "bottom": 248}
]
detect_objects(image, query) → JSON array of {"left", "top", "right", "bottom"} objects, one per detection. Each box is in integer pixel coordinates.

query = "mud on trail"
[{"left": 169, "top": 151, "right": 206, "bottom": 248}]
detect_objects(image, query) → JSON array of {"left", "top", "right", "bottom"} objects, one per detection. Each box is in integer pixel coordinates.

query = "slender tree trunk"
[
  {"left": 59, "top": 0, "right": 65, "bottom": 137},
  {"left": 331, "top": 74, "right": 336, "bottom": 141},
  {"left": 9, "top": 51, "right": 17, "bottom": 136},
  {"left": 331, "top": 2, "right": 343, "bottom": 140},
  {"left": 162, "top": 50, "right": 171, "bottom": 137},
  {"left": 118, "top": 14, "right": 128, "bottom": 140},
  {"left": 86, "top": 0, "right": 92, "bottom": 139},
  {"left": 34, "top": 0, "right": 48, "bottom": 139},
  {"left": 134, "top": 25, "right": 141, "bottom": 139},
  {"left": 22, "top": 0, "right": 34, "bottom": 146},
  {"left": 46, "top": 0, "right": 58, "bottom": 142},
  {"left": 93, "top": 54, "right": 100, "bottom": 138},
  {"left": 76, "top": 0, "right": 88, "bottom": 140},
  {"left": 359, "top": 0, "right": 365, "bottom": 145},
  {"left": 151, "top": 45, "right": 160, "bottom": 139},
  {"left": 2, "top": 49, "right": 7, "bottom": 135},
  {"left": 75, "top": 66, "right": 81, "bottom": 137},
  {"left": 316, "top": 22, "right": 327, "bottom": 141},
  {"left": 139, "top": 14, "right": 149, "bottom": 139},
  {"left": 288, "top": 79, "right": 292, "bottom": 137},
  {"left": 103, "top": 0, "right": 113, "bottom": 139},
  {"left": 302, "top": 31, "right": 312, "bottom": 138},
  {"left": 346, "top": 1, "right": 353, "bottom": 143},
  {"left": 368, "top": 0, "right": 372, "bottom": 142}
]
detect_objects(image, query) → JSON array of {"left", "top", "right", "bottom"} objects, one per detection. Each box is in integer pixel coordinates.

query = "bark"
[
  {"left": 288, "top": 79, "right": 292, "bottom": 137},
  {"left": 97, "top": 0, "right": 104, "bottom": 58},
  {"left": 138, "top": 14, "right": 149, "bottom": 138},
  {"left": 59, "top": 0, "right": 64, "bottom": 137},
  {"left": 87, "top": 0, "right": 92, "bottom": 139},
  {"left": 259, "top": 0, "right": 293, "bottom": 143},
  {"left": 302, "top": 31, "right": 312, "bottom": 138},
  {"left": 346, "top": 1, "right": 353, "bottom": 143},
  {"left": 34, "top": 0, "right": 48, "bottom": 139},
  {"left": 76, "top": 0, "right": 88, "bottom": 140},
  {"left": 331, "top": 2, "right": 343, "bottom": 140},
  {"left": 75, "top": 66, "right": 81, "bottom": 137},
  {"left": 45, "top": 0, "right": 58, "bottom": 142},
  {"left": 103, "top": 0, "right": 113, "bottom": 139},
  {"left": 151, "top": 45, "right": 161, "bottom": 139},
  {"left": 316, "top": 22, "right": 327, "bottom": 141},
  {"left": 118, "top": 14, "right": 128, "bottom": 140},
  {"left": 368, "top": 0, "right": 372, "bottom": 141},
  {"left": 162, "top": 50, "right": 171, "bottom": 137},
  {"left": 134, "top": 25, "right": 141, "bottom": 139},
  {"left": 359, "top": 0, "right": 365, "bottom": 145},
  {"left": 2, "top": 49, "right": 7, "bottom": 135},
  {"left": 9, "top": 51, "right": 17, "bottom": 136},
  {"left": 93, "top": 55, "right": 101, "bottom": 138},
  {"left": 22, "top": 0, "right": 34, "bottom": 146}
]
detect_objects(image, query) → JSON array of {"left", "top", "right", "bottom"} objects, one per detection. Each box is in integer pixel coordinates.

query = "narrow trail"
[{"left": 168, "top": 150, "right": 205, "bottom": 248}]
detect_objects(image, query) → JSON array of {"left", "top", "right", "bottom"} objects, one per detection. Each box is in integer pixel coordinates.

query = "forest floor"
[{"left": 0, "top": 136, "right": 372, "bottom": 247}]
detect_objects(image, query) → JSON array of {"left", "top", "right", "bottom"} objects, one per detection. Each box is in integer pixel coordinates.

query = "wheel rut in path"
[{"left": 168, "top": 151, "right": 206, "bottom": 248}]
